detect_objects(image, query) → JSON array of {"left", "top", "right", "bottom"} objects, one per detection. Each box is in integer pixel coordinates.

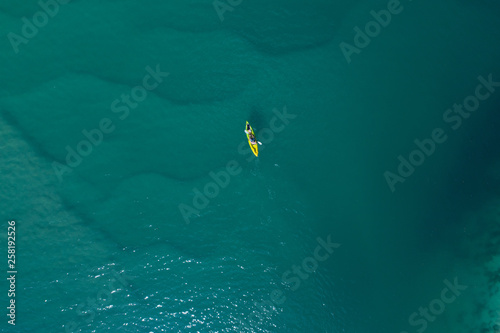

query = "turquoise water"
[{"left": 1, "top": 0, "right": 500, "bottom": 332}]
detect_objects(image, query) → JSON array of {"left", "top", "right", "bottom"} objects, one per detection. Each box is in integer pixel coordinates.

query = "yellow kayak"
[{"left": 245, "top": 121, "right": 258, "bottom": 157}]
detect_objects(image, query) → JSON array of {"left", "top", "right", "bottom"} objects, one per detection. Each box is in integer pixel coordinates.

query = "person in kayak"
[{"left": 245, "top": 124, "right": 257, "bottom": 145}]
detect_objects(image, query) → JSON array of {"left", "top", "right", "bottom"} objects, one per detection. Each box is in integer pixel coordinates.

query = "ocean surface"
[{"left": 1, "top": 0, "right": 500, "bottom": 332}]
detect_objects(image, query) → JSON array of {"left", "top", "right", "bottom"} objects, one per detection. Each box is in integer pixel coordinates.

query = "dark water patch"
[
  {"left": 247, "top": 105, "right": 266, "bottom": 130},
  {"left": 224, "top": 0, "right": 355, "bottom": 55},
  {"left": 427, "top": 93, "right": 500, "bottom": 234}
]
